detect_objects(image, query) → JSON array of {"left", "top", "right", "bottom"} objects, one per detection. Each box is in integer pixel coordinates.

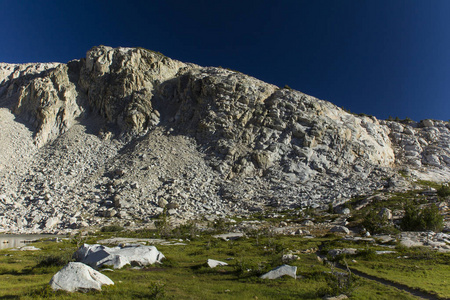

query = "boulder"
[
  {"left": 73, "top": 243, "right": 165, "bottom": 269},
  {"left": 330, "top": 226, "right": 350, "bottom": 234},
  {"left": 212, "top": 232, "right": 244, "bottom": 241},
  {"left": 45, "top": 217, "right": 60, "bottom": 229},
  {"left": 400, "top": 238, "right": 424, "bottom": 248},
  {"left": 334, "top": 206, "right": 351, "bottom": 215},
  {"left": 49, "top": 262, "right": 114, "bottom": 292},
  {"left": 207, "top": 259, "right": 228, "bottom": 268},
  {"left": 378, "top": 207, "right": 393, "bottom": 220},
  {"left": 375, "top": 250, "right": 396, "bottom": 255},
  {"left": 282, "top": 254, "right": 300, "bottom": 263},
  {"left": 328, "top": 248, "right": 357, "bottom": 258},
  {"left": 302, "top": 220, "right": 314, "bottom": 226},
  {"left": 19, "top": 246, "right": 40, "bottom": 251},
  {"left": 260, "top": 264, "right": 297, "bottom": 279}
]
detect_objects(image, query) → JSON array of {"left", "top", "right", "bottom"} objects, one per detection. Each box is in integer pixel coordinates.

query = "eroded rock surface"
[
  {"left": 73, "top": 243, "right": 165, "bottom": 269},
  {"left": 1, "top": 46, "right": 449, "bottom": 233},
  {"left": 49, "top": 262, "right": 114, "bottom": 292}
]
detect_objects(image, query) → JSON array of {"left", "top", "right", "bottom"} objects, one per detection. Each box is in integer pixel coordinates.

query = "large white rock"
[
  {"left": 207, "top": 259, "right": 228, "bottom": 268},
  {"left": 49, "top": 262, "right": 114, "bottom": 292},
  {"left": 260, "top": 264, "right": 297, "bottom": 279},
  {"left": 74, "top": 243, "right": 165, "bottom": 269}
]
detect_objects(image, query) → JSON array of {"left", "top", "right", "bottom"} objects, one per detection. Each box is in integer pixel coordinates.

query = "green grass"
[
  {"left": 345, "top": 188, "right": 445, "bottom": 234},
  {"left": 415, "top": 180, "right": 442, "bottom": 189},
  {"left": 347, "top": 249, "right": 450, "bottom": 299},
  {"left": 0, "top": 222, "right": 448, "bottom": 299}
]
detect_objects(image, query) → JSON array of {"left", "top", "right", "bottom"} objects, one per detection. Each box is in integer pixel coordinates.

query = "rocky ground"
[{"left": 0, "top": 46, "right": 449, "bottom": 235}]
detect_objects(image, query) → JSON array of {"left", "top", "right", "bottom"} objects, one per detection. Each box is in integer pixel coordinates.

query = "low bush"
[
  {"left": 356, "top": 248, "right": 377, "bottom": 260},
  {"left": 361, "top": 210, "right": 398, "bottom": 235},
  {"left": 401, "top": 202, "right": 443, "bottom": 232},
  {"left": 318, "top": 262, "right": 359, "bottom": 297},
  {"left": 148, "top": 281, "right": 166, "bottom": 299},
  {"left": 36, "top": 253, "right": 72, "bottom": 268},
  {"left": 437, "top": 184, "right": 450, "bottom": 197},
  {"left": 100, "top": 225, "right": 124, "bottom": 232}
]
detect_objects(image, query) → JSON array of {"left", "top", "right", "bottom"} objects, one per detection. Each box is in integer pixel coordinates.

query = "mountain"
[{"left": 0, "top": 46, "right": 449, "bottom": 234}]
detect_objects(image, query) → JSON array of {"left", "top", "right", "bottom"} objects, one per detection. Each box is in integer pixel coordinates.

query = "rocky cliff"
[{"left": 0, "top": 46, "right": 449, "bottom": 233}]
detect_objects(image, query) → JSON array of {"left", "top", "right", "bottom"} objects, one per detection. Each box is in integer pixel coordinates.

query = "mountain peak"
[{"left": 0, "top": 46, "right": 449, "bottom": 234}]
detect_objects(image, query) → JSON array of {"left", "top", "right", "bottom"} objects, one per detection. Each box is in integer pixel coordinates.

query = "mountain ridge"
[{"left": 0, "top": 46, "right": 449, "bottom": 234}]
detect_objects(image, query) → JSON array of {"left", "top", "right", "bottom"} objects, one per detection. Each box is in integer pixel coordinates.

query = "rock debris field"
[{"left": 0, "top": 46, "right": 449, "bottom": 234}]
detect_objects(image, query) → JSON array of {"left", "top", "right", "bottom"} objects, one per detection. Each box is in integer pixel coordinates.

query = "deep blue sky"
[{"left": 1, "top": 0, "right": 449, "bottom": 122}]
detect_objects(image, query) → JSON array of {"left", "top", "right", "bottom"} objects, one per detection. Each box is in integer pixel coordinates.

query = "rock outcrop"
[
  {"left": 0, "top": 46, "right": 449, "bottom": 233},
  {"left": 260, "top": 264, "right": 297, "bottom": 279},
  {"left": 73, "top": 243, "right": 165, "bottom": 269},
  {"left": 49, "top": 262, "right": 114, "bottom": 292}
]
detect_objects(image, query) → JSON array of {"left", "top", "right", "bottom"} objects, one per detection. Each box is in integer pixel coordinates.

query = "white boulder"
[
  {"left": 260, "top": 264, "right": 297, "bottom": 279},
  {"left": 49, "top": 262, "right": 114, "bottom": 292},
  {"left": 207, "top": 259, "right": 228, "bottom": 268},
  {"left": 74, "top": 243, "right": 165, "bottom": 269}
]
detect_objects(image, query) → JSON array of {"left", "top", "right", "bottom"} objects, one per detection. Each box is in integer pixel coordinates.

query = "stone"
[
  {"left": 260, "top": 264, "right": 297, "bottom": 279},
  {"left": 323, "top": 295, "right": 348, "bottom": 300},
  {"left": 207, "top": 259, "right": 228, "bottom": 268},
  {"left": 421, "top": 119, "right": 434, "bottom": 127},
  {"left": 373, "top": 235, "right": 395, "bottom": 244},
  {"left": 213, "top": 233, "right": 244, "bottom": 241},
  {"left": 45, "top": 217, "right": 60, "bottom": 229},
  {"left": 330, "top": 226, "right": 350, "bottom": 235},
  {"left": 378, "top": 207, "right": 393, "bottom": 220},
  {"left": 282, "top": 254, "right": 299, "bottom": 262},
  {"left": 400, "top": 238, "right": 424, "bottom": 248},
  {"left": 73, "top": 243, "right": 165, "bottom": 269},
  {"left": 20, "top": 246, "right": 41, "bottom": 251},
  {"left": 375, "top": 251, "right": 396, "bottom": 255},
  {"left": 335, "top": 207, "right": 351, "bottom": 215},
  {"left": 328, "top": 248, "right": 357, "bottom": 258},
  {"left": 302, "top": 220, "right": 314, "bottom": 226},
  {"left": 49, "top": 262, "right": 114, "bottom": 292},
  {"left": 158, "top": 198, "right": 168, "bottom": 208}
]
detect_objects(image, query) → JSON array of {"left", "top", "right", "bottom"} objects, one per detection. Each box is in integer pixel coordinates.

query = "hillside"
[{"left": 0, "top": 46, "right": 449, "bottom": 234}]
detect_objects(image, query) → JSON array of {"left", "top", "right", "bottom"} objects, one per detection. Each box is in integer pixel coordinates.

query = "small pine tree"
[
  {"left": 401, "top": 202, "right": 443, "bottom": 232},
  {"left": 437, "top": 184, "right": 450, "bottom": 197}
]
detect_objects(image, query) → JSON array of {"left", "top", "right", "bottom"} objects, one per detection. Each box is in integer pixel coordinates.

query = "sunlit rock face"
[{"left": 0, "top": 46, "right": 448, "bottom": 233}]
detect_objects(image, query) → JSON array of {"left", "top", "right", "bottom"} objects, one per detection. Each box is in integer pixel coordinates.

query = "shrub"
[
  {"left": 155, "top": 209, "right": 171, "bottom": 238},
  {"left": 400, "top": 202, "right": 443, "bottom": 232},
  {"left": 318, "top": 262, "right": 359, "bottom": 297},
  {"left": 421, "top": 205, "right": 444, "bottom": 232},
  {"left": 36, "top": 253, "right": 72, "bottom": 268},
  {"left": 327, "top": 203, "right": 334, "bottom": 214},
  {"left": 100, "top": 225, "right": 124, "bottom": 232},
  {"left": 148, "top": 281, "right": 166, "bottom": 299},
  {"left": 356, "top": 247, "right": 376, "bottom": 260},
  {"left": 361, "top": 210, "right": 398, "bottom": 235},
  {"left": 437, "top": 184, "right": 450, "bottom": 197},
  {"left": 233, "top": 258, "right": 267, "bottom": 277},
  {"left": 170, "top": 221, "right": 201, "bottom": 240}
]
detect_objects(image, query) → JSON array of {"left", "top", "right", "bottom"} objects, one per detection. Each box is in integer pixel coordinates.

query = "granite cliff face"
[{"left": 0, "top": 46, "right": 449, "bottom": 233}]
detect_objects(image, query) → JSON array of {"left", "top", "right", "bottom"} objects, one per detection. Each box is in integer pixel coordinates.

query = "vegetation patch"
[
  {"left": 400, "top": 202, "right": 443, "bottom": 232},
  {"left": 0, "top": 190, "right": 448, "bottom": 299}
]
